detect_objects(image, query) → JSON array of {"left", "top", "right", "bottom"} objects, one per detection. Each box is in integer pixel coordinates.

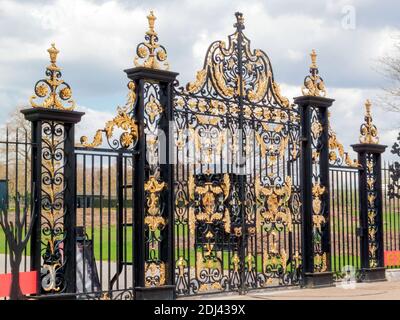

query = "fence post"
[
  {"left": 352, "top": 100, "right": 387, "bottom": 282},
  {"left": 125, "top": 11, "right": 178, "bottom": 300},
  {"left": 294, "top": 50, "right": 334, "bottom": 287},
  {"left": 21, "top": 43, "right": 84, "bottom": 295},
  {"left": 22, "top": 107, "right": 84, "bottom": 295}
]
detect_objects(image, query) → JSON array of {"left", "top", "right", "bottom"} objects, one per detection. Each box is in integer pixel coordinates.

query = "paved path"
[{"left": 182, "top": 280, "right": 400, "bottom": 300}]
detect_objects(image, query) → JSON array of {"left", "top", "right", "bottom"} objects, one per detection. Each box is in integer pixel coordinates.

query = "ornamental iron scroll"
[
  {"left": 40, "top": 121, "right": 67, "bottom": 293},
  {"left": 173, "top": 12, "right": 302, "bottom": 295},
  {"left": 30, "top": 44, "right": 76, "bottom": 110},
  {"left": 365, "top": 154, "right": 379, "bottom": 268},
  {"left": 143, "top": 81, "right": 168, "bottom": 288},
  {"left": 310, "top": 108, "right": 329, "bottom": 273},
  {"left": 359, "top": 99, "right": 379, "bottom": 144},
  {"left": 328, "top": 112, "right": 359, "bottom": 167},
  {"left": 301, "top": 49, "right": 327, "bottom": 97},
  {"left": 80, "top": 81, "right": 139, "bottom": 150},
  {"left": 177, "top": 13, "right": 292, "bottom": 108},
  {"left": 134, "top": 11, "right": 169, "bottom": 70}
]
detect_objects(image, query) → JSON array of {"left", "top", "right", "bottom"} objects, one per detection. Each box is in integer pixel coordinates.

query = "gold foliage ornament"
[
  {"left": 188, "top": 174, "right": 231, "bottom": 235},
  {"left": 80, "top": 81, "right": 139, "bottom": 149},
  {"left": 359, "top": 99, "right": 379, "bottom": 144},
  {"left": 328, "top": 112, "right": 359, "bottom": 167},
  {"left": 145, "top": 261, "right": 166, "bottom": 287},
  {"left": 30, "top": 43, "right": 76, "bottom": 110},
  {"left": 255, "top": 176, "right": 294, "bottom": 232},
  {"left": 301, "top": 49, "right": 327, "bottom": 97},
  {"left": 144, "top": 175, "right": 167, "bottom": 232},
  {"left": 134, "top": 11, "right": 169, "bottom": 70}
]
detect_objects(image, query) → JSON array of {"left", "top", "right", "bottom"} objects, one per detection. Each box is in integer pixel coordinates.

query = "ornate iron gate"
[
  {"left": 2, "top": 10, "right": 397, "bottom": 301},
  {"left": 172, "top": 12, "right": 302, "bottom": 296}
]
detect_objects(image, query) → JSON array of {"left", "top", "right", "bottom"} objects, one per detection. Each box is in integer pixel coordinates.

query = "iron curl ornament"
[
  {"left": 80, "top": 81, "right": 139, "bottom": 150},
  {"left": 359, "top": 99, "right": 379, "bottom": 144},
  {"left": 134, "top": 11, "right": 169, "bottom": 70},
  {"left": 301, "top": 49, "right": 327, "bottom": 97},
  {"left": 30, "top": 43, "right": 76, "bottom": 110}
]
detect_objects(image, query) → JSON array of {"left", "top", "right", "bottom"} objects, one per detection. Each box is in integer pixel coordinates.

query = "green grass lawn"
[{"left": 0, "top": 218, "right": 397, "bottom": 270}]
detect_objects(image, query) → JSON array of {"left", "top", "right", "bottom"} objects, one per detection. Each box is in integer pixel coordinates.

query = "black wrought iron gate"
[
  {"left": 172, "top": 12, "right": 302, "bottom": 296},
  {"left": 3, "top": 10, "right": 395, "bottom": 301}
]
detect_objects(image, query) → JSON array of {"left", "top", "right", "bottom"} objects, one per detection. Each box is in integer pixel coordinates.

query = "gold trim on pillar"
[
  {"left": 134, "top": 11, "right": 169, "bottom": 70},
  {"left": 328, "top": 112, "right": 359, "bottom": 167},
  {"left": 301, "top": 49, "right": 327, "bottom": 97},
  {"left": 359, "top": 99, "right": 379, "bottom": 144},
  {"left": 30, "top": 43, "right": 76, "bottom": 110}
]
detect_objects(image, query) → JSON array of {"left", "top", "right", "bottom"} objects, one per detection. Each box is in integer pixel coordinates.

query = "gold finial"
[
  {"left": 310, "top": 49, "right": 317, "bottom": 69},
  {"left": 234, "top": 12, "right": 245, "bottom": 31},
  {"left": 301, "top": 49, "right": 326, "bottom": 97},
  {"left": 47, "top": 43, "right": 59, "bottom": 64},
  {"left": 146, "top": 10, "right": 156, "bottom": 36},
  {"left": 134, "top": 11, "right": 169, "bottom": 70},
  {"left": 360, "top": 99, "right": 379, "bottom": 144},
  {"left": 29, "top": 43, "right": 76, "bottom": 110}
]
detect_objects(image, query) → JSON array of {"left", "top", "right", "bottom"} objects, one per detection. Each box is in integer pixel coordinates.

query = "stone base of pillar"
[
  {"left": 303, "top": 272, "right": 334, "bottom": 288},
  {"left": 358, "top": 267, "right": 387, "bottom": 283},
  {"left": 134, "top": 285, "right": 176, "bottom": 300}
]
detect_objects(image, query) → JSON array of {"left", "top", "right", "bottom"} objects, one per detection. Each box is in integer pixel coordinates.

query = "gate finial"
[
  {"left": 234, "top": 12, "right": 245, "bottom": 31},
  {"left": 301, "top": 49, "right": 327, "bottom": 97},
  {"left": 134, "top": 10, "right": 169, "bottom": 70},
  {"left": 359, "top": 99, "right": 379, "bottom": 144},
  {"left": 29, "top": 43, "right": 76, "bottom": 110}
]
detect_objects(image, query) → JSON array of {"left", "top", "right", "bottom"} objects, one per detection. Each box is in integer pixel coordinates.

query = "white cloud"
[{"left": 0, "top": 0, "right": 399, "bottom": 161}]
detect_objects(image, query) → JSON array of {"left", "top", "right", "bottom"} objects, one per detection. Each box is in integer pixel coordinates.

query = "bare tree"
[
  {"left": 0, "top": 191, "right": 36, "bottom": 300},
  {"left": 376, "top": 35, "right": 400, "bottom": 112}
]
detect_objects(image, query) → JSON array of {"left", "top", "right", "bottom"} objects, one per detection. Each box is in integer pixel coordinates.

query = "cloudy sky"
[{"left": 1, "top": 0, "right": 399, "bottom": 160}]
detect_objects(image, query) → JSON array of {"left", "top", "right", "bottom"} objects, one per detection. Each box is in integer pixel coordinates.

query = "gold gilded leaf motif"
[
  {"left": 80, "top": 81, "right": 138, "bottom": 149},
  {"left": 311, "top": 120, "right": 322, "bottom": 139},
  {"left": 359, "top": 99, "right": 379, "bottom": 144},
  {"left": 301, "top": 50, "right": 327, "bottom": 97},
  {"left": 145, "top": 262, "right": 166, "bottom": 287},
  {"left": 145, "top": 95, "right": 163, "bottom": 123},
  {"left": 272, "top": 82, "right": 290, "bottom": 108},
  {"left": 212, "top": 63, "right": 234, "bottom": 97},
  {"left": 247, "top": 72, "right": 268, "bottom": 102},
  {"left": 187, "top": 69, "right": 207, "bottom": 93},
  {"left": 134, "top": 11, "right": 169, "bottom": 70},
  {"left": 328, "top": 112, "right": 360, "bottom": 167},
  {"left": 30, "top": 43, "right": 76, "bottom": 111}
]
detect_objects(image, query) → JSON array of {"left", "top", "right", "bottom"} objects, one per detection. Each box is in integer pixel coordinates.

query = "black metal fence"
[
  {"left": 329, "top": 165, "right": 361, "bottom": 278},
  {"left": 0, "top": 126, "right": 33, "bottom": 276},
  {"left": 383, "top": 161, "right": 400, "bottom": 268}
]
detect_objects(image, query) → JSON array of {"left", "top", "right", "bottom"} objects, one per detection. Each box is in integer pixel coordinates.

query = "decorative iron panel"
[{"left": 172, "top": 12, "right": 302, "bottom": 296}]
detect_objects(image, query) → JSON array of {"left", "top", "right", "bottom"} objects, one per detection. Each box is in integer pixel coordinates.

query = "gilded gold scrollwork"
[
  {"left": 188, "top": 174, "right": 231, "bottom": 235},
  {"left": 328, "top": 112, "right": 359, "bottom": 167},
  {"left": 144, "top": 261, "right": 166, "bottom": 287},
  {"left": 301, "top": 49, "right": 327, "bottom": 97},
  {"left": 255, "top": 176, "right": 293, "bottom": 232},
  {"left": 30, "top": 43, "right": 76, "bottom": 110},
  {"left": 134, "top": 11, "right": 169, "bottom": 70},
  {"left": 359, "top": 99, "right": 379, "bottom": 144},
  {"left": 80, "top": 81, "right": 138, "bottom": 149},
  {"left": 144, "top": 175, "right": 167, "bottom": 232}
]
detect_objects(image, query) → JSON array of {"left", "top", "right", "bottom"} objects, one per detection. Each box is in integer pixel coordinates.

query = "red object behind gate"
[
  {"left": 384, "top": 250, "right": 400, "bottom": 267},
  {"left": 0, "top": 271, "right": 38, "bottom": 297}
]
